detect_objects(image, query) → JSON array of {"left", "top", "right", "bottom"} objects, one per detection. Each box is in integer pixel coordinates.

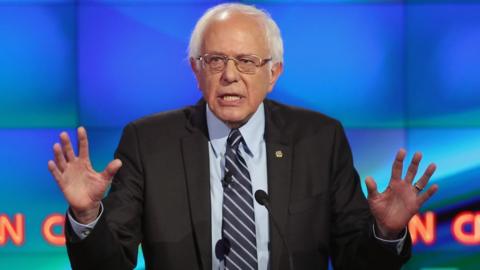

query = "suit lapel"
[
  {"left": 181, "top": 100, "right": 212, "bottom": 270},
  {"left": 264, "top": 100, "right": 293, "bottom": 270}
]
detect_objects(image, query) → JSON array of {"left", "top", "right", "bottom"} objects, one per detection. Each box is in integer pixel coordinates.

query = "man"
[{"left": 48, "top": 3, "right": 438, "bottom": 270}]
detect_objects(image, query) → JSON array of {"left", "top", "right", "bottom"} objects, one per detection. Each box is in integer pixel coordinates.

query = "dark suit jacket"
[{"left": 66, "top": 99, "right": 411, "bottom": 270}]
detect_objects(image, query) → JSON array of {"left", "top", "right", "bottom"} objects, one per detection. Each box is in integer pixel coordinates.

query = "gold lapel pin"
[{"left": 275, "top": 150, "right": 283, "bottom": 158}]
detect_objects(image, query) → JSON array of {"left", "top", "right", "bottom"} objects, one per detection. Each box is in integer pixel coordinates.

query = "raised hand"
[
  {"left": 47, "top": 127, "right": 122, "bottom": 224},
  {"left": 365, "top": 149, "right": 438, "bottom": 238}
]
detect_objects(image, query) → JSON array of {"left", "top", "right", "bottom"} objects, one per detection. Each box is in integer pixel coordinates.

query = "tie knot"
[{"left": 227, "top": 129, "right": 243, "bottom": 149}]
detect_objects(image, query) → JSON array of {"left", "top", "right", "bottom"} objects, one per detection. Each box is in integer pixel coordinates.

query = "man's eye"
[
  {"left": 209, "top": 56, "right": 224, "bottom": 63},
  {"left": 239, "top": 58, "right": 255, "bottom": 64}
]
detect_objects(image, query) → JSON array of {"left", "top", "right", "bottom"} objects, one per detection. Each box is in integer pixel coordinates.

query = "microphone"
[
  {"left": 215, "top": 238, "right": 231, "bottom": 262},
  {"left": 255, "top": 190, "right": 294, "bottom": 270},
  {"left": 222, "top": 171, "right": 233, "bottom": 188}
]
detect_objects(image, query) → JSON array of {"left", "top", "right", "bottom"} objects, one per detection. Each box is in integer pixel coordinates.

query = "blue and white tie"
[{"left": 222, "top": 129, "right": 258, "bottom": 270}]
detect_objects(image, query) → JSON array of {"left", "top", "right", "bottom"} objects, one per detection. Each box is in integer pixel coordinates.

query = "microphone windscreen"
[
  {"left": 222, "top": 171, "right": 233, "bottom": 188},
  {"left": 254, "top": 190, "right": 269, "bottom": 205},
  {"left": 215, "top": 238, "right": 230, "bottom": 260}
]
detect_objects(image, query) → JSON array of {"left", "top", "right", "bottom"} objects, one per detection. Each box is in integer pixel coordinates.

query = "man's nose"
[{"left": 221, "top": 58, "right": 239, "bottom": 83}]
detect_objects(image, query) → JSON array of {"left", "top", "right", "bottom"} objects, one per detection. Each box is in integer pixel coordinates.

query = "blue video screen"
[{"left": 0, "top": 1, "right": 479, "bottom": 269}]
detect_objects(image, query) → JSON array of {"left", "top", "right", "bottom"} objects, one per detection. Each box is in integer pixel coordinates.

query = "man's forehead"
[{"left": 199, "top": 11, "right": 269, "bottom": 56}]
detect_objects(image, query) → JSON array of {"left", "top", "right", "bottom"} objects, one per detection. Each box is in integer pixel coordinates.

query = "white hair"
[{"left": 188, "top": 3, "right": 284, "bottom": 64}]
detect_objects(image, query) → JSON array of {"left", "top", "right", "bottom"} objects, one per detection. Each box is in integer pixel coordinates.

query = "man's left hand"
[{"left": 365, "top": 149, "right": 439, "bottom": 239}]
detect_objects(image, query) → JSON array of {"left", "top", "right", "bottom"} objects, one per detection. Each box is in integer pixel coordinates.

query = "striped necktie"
[{"left": 222, "top": 128, "right": 258, "bottom": 270}]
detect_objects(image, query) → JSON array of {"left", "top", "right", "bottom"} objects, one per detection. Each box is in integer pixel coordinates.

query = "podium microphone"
[
  {"left": 222, "top": 171, "right": 233, "bottom": 188},
  {"left": 255, "top": 190, "right": 294, "bottom": 270}
]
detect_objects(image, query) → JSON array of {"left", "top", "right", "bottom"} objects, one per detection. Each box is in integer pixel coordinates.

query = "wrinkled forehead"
[{"left": 200, "top": 11, "right": 269, "bottom": 56}]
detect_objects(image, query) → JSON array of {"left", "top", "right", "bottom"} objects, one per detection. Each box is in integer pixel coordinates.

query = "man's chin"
[{"left": 217, "top": 113, "right": 250, "bottom": 129}]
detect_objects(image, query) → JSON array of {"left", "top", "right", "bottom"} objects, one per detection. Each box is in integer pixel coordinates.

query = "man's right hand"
[{"left": 48, "top": 127, "right": 122, "bottom": 224}]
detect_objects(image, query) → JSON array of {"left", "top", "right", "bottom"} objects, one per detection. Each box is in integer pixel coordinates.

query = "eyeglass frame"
[{"left": 196, "top": 53, "right": 272, "bottom": 74}]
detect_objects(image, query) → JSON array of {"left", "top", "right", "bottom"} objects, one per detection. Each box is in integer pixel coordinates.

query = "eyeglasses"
[{"left": 196, "top": 54, "right": 272, "bottom": 74}]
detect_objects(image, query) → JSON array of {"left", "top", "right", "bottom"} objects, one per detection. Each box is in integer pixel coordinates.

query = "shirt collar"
[{"left": 206, "top": 103, "right": 265, "bottom": 158}]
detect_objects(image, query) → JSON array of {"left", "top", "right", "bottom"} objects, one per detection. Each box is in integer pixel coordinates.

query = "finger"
[
  {"left": 365, "top": 176, "right": 380, "bottom": 199},
  {"left": 48, "top": 160, "right": 63, "bottom": 183},
  {"left": 418, "top": 184, "right": 439, "bottom": 205},
  {"left": 390, "top": 148, "right": 406, "bottom": 181},
  {"left": 101, "top": 159, "right": 123, "bottom": 181},
  {"left": 60, "top": 131, "right": 76, "bottom": 161},
  {"left": 77, "top": 126, "right": 90, "bottom": 160},
  {"left": 405, "top": 152, "right": 422, "bottom": 184},
  {"left": 53, "top": 143, "right": 67, "bottom": 172},
  {"left": 415, "top": 163, "right": 437, "bottom": 189}
]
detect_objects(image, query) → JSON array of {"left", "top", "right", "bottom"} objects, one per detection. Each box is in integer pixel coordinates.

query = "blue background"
[{"left": 0, "top": 0, "right": 479, "bottom": 269}]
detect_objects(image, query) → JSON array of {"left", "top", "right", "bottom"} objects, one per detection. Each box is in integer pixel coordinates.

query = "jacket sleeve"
[
  {"left": 65, "top": 123, "right": 144, "bottom": 270},
  {"left": 329, "top": 122, "right": 411, "bottom": 270}
]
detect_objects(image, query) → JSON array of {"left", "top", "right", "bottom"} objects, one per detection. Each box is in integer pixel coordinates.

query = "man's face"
[{"left": 191, "top": 12, "right": 283, "bottom": 127}]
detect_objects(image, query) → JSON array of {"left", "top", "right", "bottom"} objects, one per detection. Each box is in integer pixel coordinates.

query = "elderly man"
[{"left": 48, "top": 3, "right": 437, "bottom": 270}]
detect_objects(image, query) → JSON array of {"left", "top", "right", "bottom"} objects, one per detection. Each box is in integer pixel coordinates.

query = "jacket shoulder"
[
  {"left": 122, "top": 104, "right": 201, "bottom": 140},
  {"left": 265, "top": 99, "right": 343, "bottom": 136},
  {"left": 132, "top": 107, "right": 191, "bottom": 128}
]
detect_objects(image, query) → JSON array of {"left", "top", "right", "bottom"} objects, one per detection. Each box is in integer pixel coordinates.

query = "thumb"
[
  {"left": 365, "top": 176, "right": 379, "bottom": 199},
  {"left": 101, "top": 159, "right": 122, "bottom": 181}
]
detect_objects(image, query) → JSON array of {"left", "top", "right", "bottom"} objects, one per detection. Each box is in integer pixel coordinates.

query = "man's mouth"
[{"left": 221, "top": 95, "right": 241, "bottom": 101}]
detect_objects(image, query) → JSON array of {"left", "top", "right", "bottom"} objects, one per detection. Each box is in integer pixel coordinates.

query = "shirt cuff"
[
  {"left": 67, "top": 202, "right": 103, "bottom": 240},
  {"left": 372, "top": 224, "right": 407, "bottom": 255}
]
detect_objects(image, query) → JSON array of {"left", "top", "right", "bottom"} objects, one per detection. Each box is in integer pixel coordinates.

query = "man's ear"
[
  {"left": 268, "top": 62, "right": 283, "bottom": 92},
  {"left": 190, "top": 57, "right": 202, "bottom": 90},
  {"left": 190, "top": 57, "right": 200, "bottom": 74}
]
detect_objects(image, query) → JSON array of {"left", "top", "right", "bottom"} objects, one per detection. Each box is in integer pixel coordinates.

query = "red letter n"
[{"left": 0, "top": 214, "right": 25, "bottom": 246}]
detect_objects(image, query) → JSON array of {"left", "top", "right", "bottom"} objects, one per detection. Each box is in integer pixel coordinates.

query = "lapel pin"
[{"left": 275, "top": 150, "right": 283, "bottom": 158}]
